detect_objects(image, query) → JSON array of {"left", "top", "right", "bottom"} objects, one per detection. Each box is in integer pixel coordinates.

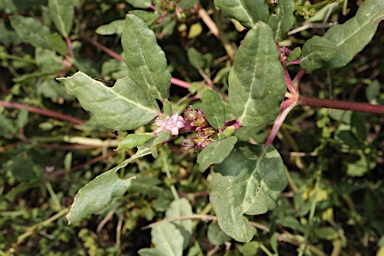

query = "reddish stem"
[
  {"left": 283, "top": 68, "right": 295, "bottom": 94},
  {"left": 0, "top": 100, "right": 85, "bottom": 125},
  {"left": 65, "top": 36, "right": 74, "bottom": 58},
  {"left": 83, "top": 36, "right": 193, "bottom": 90},
  {"left": 84, "top": 36, "right": 123, "bottom": 61},
  {"left": 292, "top": 69, "right": 306, "bottom": 87},
  {"left": 298, "top": 96, "right": 384, "bottom": 114}
]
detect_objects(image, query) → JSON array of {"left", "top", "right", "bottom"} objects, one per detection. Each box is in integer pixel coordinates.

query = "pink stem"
[
  {"left": 283, "top": 68, "right": 295, "bottom": 94},
  {"left": 292, "top": 69, "right": 306, "bottom": 87},
  {"left": 265, "top": 101, "right": 297, "bottom": 146},
  {"left": 0, "top": 100, "right": 85, "bottom": 125}
]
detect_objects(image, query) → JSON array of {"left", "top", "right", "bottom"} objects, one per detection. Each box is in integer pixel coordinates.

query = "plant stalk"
[{"left": 298, "top": 96, "right": 384, "bottom": 114}]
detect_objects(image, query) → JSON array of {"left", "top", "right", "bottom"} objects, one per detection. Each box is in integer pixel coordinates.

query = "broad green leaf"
[
  {"left": 96, "top": 20, "right": 125, "bottom": 35},
  {"left": 116, "top": 133, "right": 154, "bottom": 151},
  {"left": 9, "top": 157, "right": 37, "bottom": 181},
  {"left": 1, "top": 0, "right": 45, "bottom": 13},
  {"left": 236, "top": 241, "right": 260, "bottom": 256},
  {"left": 67, "top": 148, "right": 151, "bottom": 224},
  {"left": 323, "top": 0, "right": 384, "bottom": 68},
  {"left": 179, "top": 0, "right": 199, "bottom": 9},
  {"left": 300, "top": 36, "right": 337, "bottom": 72},
  {"left": 267, "top": 0, "right": 295, "bottom": 42},
  {"left": 201, "top": 88, "right": 225, "bottom": 129},
  {"left": 197, "top": 136, "right": 237, "bottom": 172},
  {"left": 126, "top": 0, "right": 151, "bottom": 9},
  {"left": 187, "top": 48, "right": 204, "bottom": 70},
  {"left": 138, "top": 222, "right": 184, "bottom": 256},
  {"left": 130, "top": 10, "right": 161, "bottom": 26},
  {"left": 228, "top": 22, "right": 286, "bottom": 127},
  {"left": 45, "top": 33, "right": 68, "bottom": 55},
  {"left": 48, "top": 0, "right": 74, "bottom": 37},
  {"left": 10, "top": 15, "right": 52, "bottom": 50},
  {"left": 214, "top": 0, "right": 268, "bottom": 29},
  {"left": 207, "top": 222, "right": 231, "bottom": 245},
  {"left": 35, "top": 48, "right": 66, "bottom": 73},
  {"left": 210, "top": 142, "right": 287, "bottom": 242},
  {"left": 57, "top": 71, "right": 159, "bottom": 131},
  {"left": 166, "top": 198, "right": 193, "bottom": 249},
  {"left": 122, "top": 14, "right": 171, "bottom": 99}
]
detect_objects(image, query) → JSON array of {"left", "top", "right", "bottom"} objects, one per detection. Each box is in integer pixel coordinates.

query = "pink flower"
[{"left": 153, "top": 111, "right": 185, "bottom": 136}]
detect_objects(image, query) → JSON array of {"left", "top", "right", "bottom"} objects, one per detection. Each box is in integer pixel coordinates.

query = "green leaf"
[
  {"left": 187, "top": 48, "right": 205, "bottom": 70},
  {"left": 0, "top": 114, "right": 16, "bottom": 138},
  {"left": 48, "top": 0, "right": 74, "bottom": 37},
  {"left": 267, "top": 0, "right": 295, "bottom": 42},
  {"left": 366, "top": 80, "right": 381, "bottom": 103},
  {"left": 207, "top": 222, "right": 231, "bottom": 245},
  {"left": 9, "top": 157, "right": 37, "bottom": 181},
  {"left": 179, "top": 0, "right": 199, "bottom": 9},
  {"left": 210, "top": 142, "right": 287, "bottom": 242},
  {"left": 351, "top": 112, "right": 368, "bottom": 141},
  {"left": 228, "top": 22, "right": 286, "bottom": 127},
  {"left": 10, "top": 15, "right": 53, "bottom": 50},
  {"left": 214, "top": 0, "right": 268, "bottom": 29},
  {"left": 300, "top": 36, "right": 338, "bottom": 72},
  {"left": 67, "top": 169, "right": 134, "bottom": 224},
  {"left": 166, "top": 198, "right": 193, "bottom": 249},
  {"left": 197, "top": 136, "right": 237, "bottom": 172},
  {"left": 130, "top": 10, "right": 160, "bottom": 26},
  {"left": 122, "top": 14, "right": 171, "bottom": 99},
  {"left": 57, "top": 71, "right": 159, "bottom": 131},
  {"left": 67, "top": 149, "right": 151, "bottom": 224},
  {"left": 201, "top": 88, "right": 225, "bottom": 129},
  {"left": 323, "top": 0, "right": 384, "bottom": 68},
  {"left": 45, "top": 33, "right": 68, "bottom": 55},
  {"left": 96, "top": 20, "right": 125, "bottom": 35},
  {"left": 116, "top": 133, "right": 154, "bottom": 151},
  {"left": 35, "top": 48, "right": 66, "bottom": 73},
  {"left": 16, "top": 107, "right": 28, "bottom": 129},
  {"left": 287, "top": 47, "right": 301, "bottom": 62},
  {"left": 126, "top": 0, "right": 151, "bottom": 9},
  {"left": 138, "top": 222, "right": 184, "bottom": 256},
  {"left": 151, "top": 132, "right": 170, "bottom": 158}
]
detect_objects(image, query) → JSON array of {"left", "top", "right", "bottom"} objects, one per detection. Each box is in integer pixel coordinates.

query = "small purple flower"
[{"left": 153, "top": 111, "right": 185, "bottom": 136}]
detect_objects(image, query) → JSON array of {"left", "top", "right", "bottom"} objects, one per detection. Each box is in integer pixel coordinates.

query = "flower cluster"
[
  {"left": 152, "top": 106, "right": 217, "bottom": 152},
  {"left": 153, "top": 111, "right": 185, "bottom": 136},
  {"left": 182, "top": 127, "right": 216, "bottom": 152}
]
